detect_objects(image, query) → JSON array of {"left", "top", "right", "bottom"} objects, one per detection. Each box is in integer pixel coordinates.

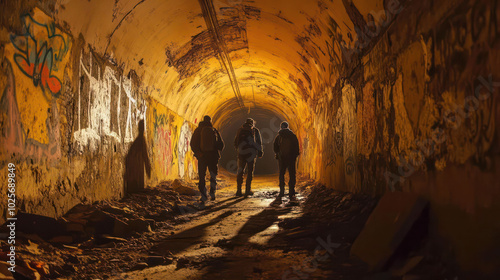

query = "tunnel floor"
[
  {"left": 109, "top": 175, "right": 372, "bottom": 280},
  {"left": 8, "top": 175, "right": 453, "bottom": 280}
]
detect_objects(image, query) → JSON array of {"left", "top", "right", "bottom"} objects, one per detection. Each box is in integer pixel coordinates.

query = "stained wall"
[{"left": 0, "top": 6, "right": 197, "bottom": 223}]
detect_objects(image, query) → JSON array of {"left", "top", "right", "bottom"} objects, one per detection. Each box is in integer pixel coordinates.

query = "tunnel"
[{"left": 0, "top": 0, "right": 499, "bottom": 279}]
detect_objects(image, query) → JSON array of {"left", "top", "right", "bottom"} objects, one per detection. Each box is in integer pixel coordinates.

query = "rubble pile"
[
  {"left": 301, "top": 184, "right": 377, "bottom": 224},
  {"left": 0, "top": 179, "right": 200, "bottom": 280},
  {"left": 274, "top": 184, "right": 377, "bottom": 248}
]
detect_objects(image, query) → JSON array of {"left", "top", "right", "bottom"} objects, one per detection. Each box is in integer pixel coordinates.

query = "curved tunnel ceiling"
[{"left": 53, "top": 0, "right": 387, "bottom": 129}]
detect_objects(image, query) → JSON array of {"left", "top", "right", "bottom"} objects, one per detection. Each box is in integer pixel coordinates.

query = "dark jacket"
[
  {"left": 234, "top": 123, "right": 263, "bottom": 159},
  {"left": 273, "top": 128, "right": 300, "bottom": 159},
  {"left": 190, "top": 120, "right": 224, "bottom": 160}
]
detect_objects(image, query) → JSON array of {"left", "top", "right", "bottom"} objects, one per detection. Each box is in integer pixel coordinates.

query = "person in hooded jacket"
[
  {"left": 273, "top": 121, "right": 300, "bottom": 198},
  {"left": 234, "top": 118, "right": 263, "bottom": 197},
  {"left": 190, "top": 115, "right": 224, "bottom": 202}
]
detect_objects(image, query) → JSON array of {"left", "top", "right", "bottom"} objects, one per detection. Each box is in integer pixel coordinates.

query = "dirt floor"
[{"left": 2, "top": 173, "right": 433, "bottom": 280}]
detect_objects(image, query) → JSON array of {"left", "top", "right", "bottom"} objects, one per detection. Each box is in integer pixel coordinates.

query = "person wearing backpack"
[
  {"left": 190, "top": 115, "right": 224, "bottom": 202},
  {"left": 273, "top": 121, "right": 300, "bottom": 198},
  {"left": 234, "top": 118, "right": 263, "bottom": 197}
]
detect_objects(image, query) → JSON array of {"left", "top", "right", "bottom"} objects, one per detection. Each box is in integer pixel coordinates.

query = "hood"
[
  {"left": 241, "top": 123, "right": 253, "bottom": 130},
  {"left": 199, "top": 120, "right": 212, "bottom": 127},
  {"left": 279, "top": 128, "right": 294, "bottom": 136}
]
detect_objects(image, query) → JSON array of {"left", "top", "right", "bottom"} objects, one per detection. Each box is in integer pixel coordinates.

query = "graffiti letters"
[
  {"left": 9, "top": 12, "right": 70, "bottom": 100},
  {"left": 156, "top": 125, "right": 173, "bottom": 176},
  {"left": 73, "top": 51, "right": 146, "bottom": 151},
  {"left": 178, "top": 121, "right": 192, "bottom": 178}
]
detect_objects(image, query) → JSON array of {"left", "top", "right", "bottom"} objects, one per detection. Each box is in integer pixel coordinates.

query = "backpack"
[
  {"left": 237, "top": 128, "right": 255, "bottom": 150},
  {"left": 279, "top": 134, "right": 294, "bottom": 157},
  {"left": 200, "top": 126, "right": 217, "bottom": 152}
]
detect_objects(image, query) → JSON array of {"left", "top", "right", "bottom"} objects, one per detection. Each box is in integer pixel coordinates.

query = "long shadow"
[
  {"left": 194, "top": 197, "right": 246, "bottom": 217},
  {"left": 124, "top": 120, "right": 151, "bottom": 194},
  {"left": 151, "top": 210, "right": 235, "bottom": 255},
  {"left": 197, "top": 198, "right": 293, "bottom": 279},
  {"left": 230, "top": 198, "right": 292, "bottom": 245}
]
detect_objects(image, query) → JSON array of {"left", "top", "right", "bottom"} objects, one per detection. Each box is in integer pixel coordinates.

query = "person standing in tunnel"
[
  {"left": 190, "top": 115, "right": 224, "bottom": 202},
  {"left": 234, "top": 118, "right": 263, "bottom": 197},
  {"left": 273, "top": 121, "right": 300, "bottom": 198}
]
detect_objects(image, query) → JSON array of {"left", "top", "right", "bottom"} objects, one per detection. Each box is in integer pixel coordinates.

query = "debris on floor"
[{"left": 0, "top": 179, "right": 200, "bottom": 279}]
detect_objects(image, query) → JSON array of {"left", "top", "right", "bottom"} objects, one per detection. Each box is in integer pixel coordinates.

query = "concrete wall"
[
  {"left": 1, "top": 0, "right": 499, "bottom": 276},
  {"left": 305, "top": 0, "right": 500, "bottom": 275},
  {"left": 0, "top": 6, "right": 197, "bottom": 223}
]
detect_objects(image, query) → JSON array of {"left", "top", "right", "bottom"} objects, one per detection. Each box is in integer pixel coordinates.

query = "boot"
[
  {"left": 244, "top": 186, "right": 254, "bottom": 197},
  {"left": 236, "top": 186, "right": 243, "bottom": 197}
]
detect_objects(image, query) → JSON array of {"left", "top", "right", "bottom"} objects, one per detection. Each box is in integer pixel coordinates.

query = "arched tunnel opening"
[{"left": 1, "top": 0, "right": 500, "bottom": 279}]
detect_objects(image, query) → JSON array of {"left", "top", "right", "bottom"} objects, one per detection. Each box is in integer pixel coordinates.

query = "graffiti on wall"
[
  {"left": 178, "top": 121, "right": 192, "bottom": 178},
  {"left": 149, "top": 101, "right": 196, "bottom": 181},
  {"left": 0, "top": 60, "right": 61, "bottom": 164},
  {"left": 335, "top": 84, "right": 357, "bottom": 190},
  {"left": 2, "top": 8, "right": 71, "bottom": 146},
  {"left": 427, "top": 0, "right": 500, "bottom": 92},
  {"left": 152, "top": 107, "right": 174, "bottom": 177},
  {"left": 412, "top": 0, "right": 500, "bottom": 168},
  {"left": 9, "top": 11, "right": 70, "bottom": 100},
  {"left": 156, "top": 125, "right": 173, "bottom": 176},
  {"left": 0, "top": 8, "right": 70, "bottom": 164},
  {"left": 73, "top": 51, "right": 147, "bottom": 151}
]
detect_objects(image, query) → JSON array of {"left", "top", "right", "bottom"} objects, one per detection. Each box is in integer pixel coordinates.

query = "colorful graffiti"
[
  {"left": 73, "top": 51, "right": 147, "bottom": 151},
  {"left": 151, "top": 106, "right": 174, "bottom": 177},
  {"left": 148, "top": 101, "right": 196, "bottom": 181},
  {"left": 3, "top": 8, "right": 72, "bottom": 145},
  {"left": 178, "top": 121, "right": 192, "bottom": 178},
  {"left": 156, "top": 125, "right": 173, "bottom": 176},
  {"left": 9, "top": 11, "right": 70, "bottom": 100},
  {"left": 0, "top": 60, "right": 61, "bottom": 164}
]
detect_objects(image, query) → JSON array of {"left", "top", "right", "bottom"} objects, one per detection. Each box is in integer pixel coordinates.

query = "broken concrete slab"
[
  {"left": 13, "top": 212, "right": 65, "bottom": 240},
  {"left": 171, "top": 179, "right": 198, "bottom": 196},
  {"left": 350, "top": 191, "right": 428, "bottom": 271},
  {"left": 0, "top": 262, "right": 14, "bottom": 280}
]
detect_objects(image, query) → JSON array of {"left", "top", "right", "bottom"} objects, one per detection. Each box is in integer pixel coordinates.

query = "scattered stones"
[{"left": 0, "top": 180, "right": 201, "bottom": 279}]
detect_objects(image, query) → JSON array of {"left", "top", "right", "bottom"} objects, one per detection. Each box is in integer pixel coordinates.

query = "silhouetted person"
[
  {"left": 234, "top": 118, "right": 263, "bottom": 197},
  {"left": 191, "top": 115, "right": 224, "bottom": 202},
  {"left": 273, "top": 121, "right": 300, "bottom": 198},
  {"left": 125, "top": 120, "right": 151, "bottom": 194}
]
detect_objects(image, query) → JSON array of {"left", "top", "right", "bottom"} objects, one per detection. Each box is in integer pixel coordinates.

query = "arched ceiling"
[{"left": 53, "top": 0, "right": 387, "bottom": 126}]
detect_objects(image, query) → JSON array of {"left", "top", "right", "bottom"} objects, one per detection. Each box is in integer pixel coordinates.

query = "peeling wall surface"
[{"left": 0, "top": 0, "right": 499, "bottom": 275}]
